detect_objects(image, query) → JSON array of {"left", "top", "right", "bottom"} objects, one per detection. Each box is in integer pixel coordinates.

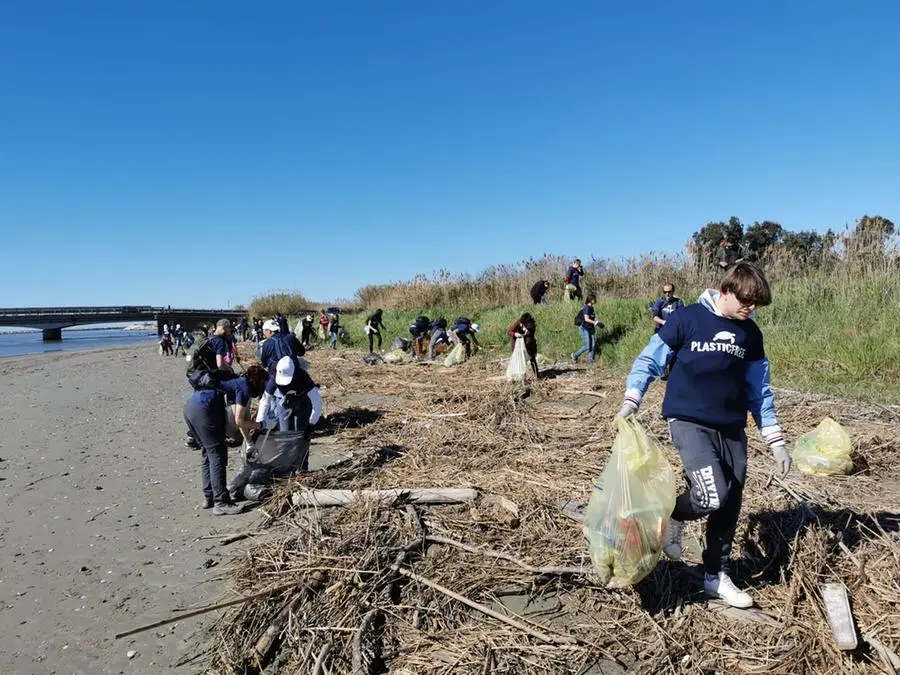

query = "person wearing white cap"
[
  {"left": 259, "top": 319, "right": 304, "bottom": 374},
  {"left": 450, "top": 316, "right": 480, "bottom": 358},
  {"left": 256, "top": 357, "right": 324, "bottom": 472}
]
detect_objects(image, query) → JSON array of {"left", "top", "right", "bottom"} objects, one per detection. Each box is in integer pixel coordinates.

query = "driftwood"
[
  {"left": 426, "top": 534, "right": 588, "bottom": 577},
  {"left": 292, "top": 488, "right": 478, "bottom": 508},
  {"left": 390, "top": 565, "right": 578, "bottom": 646},
  {"left": 863, "top": 632, "right": 900, "bottom": 674},
  {"left": 821, "top": 583, "right": 858, "bottom": 650},
  {"left": 114, "top": 580, "right": 310, "bottom": 639},
  {"left": 351, "top": 608, "right": 381, "bottom": 675}
]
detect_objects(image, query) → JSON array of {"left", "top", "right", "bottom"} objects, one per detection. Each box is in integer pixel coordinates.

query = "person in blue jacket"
[
  {"left": 650, "top": 283, "right": 685, "bottom": 333},
  {"left": 617, "top": 262, "right": 792, "bottom": 609},
  {"left": 450, "top": 316, "right": 480, "bottom": 358},
  {"left": 183, "top": 365, "right": 269, "bottom": 515}
]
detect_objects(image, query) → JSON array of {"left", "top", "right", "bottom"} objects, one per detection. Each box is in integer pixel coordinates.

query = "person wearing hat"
[
  {"left": 257, "top": 356, "right": 323, "bottom": 433},
  {"left": 450, "top": 316, "right": 480, "bottom": 358},
  {"left": 183, "top": 364, "right": 268, "bottom": 515},
  {"left": 259, "top": 319, "right": 304, "bottom": 373}
]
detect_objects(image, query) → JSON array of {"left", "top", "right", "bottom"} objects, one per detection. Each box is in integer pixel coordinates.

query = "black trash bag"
[
  {"left": 252, "top": 430, "right": 310, "bottom": 475},
  {"left": 390, "top": 337, "right": 411, "bottom": 352},
  {"left": 228, "top": 464, "right": 254, "bottom": 502},
  {"left": 243, "top": 484, "right": 272, "bottom": 502},
  {"left": 361, "top": 353, "right": 385, "bottom": 366},
  {"left": 229, "top": 431, "right": 309, "bottom": 500},
  {"left": 248, "top": 467, "right": 271, "bottom": 484}
]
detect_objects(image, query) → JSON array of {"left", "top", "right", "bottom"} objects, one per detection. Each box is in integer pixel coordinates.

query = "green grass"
[{"left": 296, "top": 270, "right": 900, "bottom": 403}]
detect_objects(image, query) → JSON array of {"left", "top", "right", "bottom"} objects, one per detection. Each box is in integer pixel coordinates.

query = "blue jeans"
[
  {"left": 330, "top": 331, "right": 338, "bottom": 348},
  {"left": 573, "top": 326, "right": 595, "bottom": 363}
]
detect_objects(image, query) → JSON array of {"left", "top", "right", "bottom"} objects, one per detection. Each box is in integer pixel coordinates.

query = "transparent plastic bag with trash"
[
  {"left": 794, "top": 417, "right": 853, "bottom": 476},
  {"left": 506, "top": 337, "right": 527, "bottom": 382},
  {"left": 384, "top": 349, "right": 407, "bottom": 364},
  {"left": 585, "top": 417, "right": 677, "bottom": 588},
  {"left": 443, "top": 343, "right": 466, "bottom": 367}
]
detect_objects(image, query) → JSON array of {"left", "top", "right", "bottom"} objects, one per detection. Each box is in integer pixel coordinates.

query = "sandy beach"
[{"left": 1, "top": 346, "right": 269, "bottom": 674}]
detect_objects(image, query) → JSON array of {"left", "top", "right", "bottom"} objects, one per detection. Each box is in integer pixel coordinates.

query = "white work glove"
[
  {"left": 617, "top": 400, "right": 638, "bottom": 419},
  {"left": 771, "top": 444, "right": 792, "bottom": 478},
  {"left": 513, "top": 332, "right": 524, "bottom": 338}
]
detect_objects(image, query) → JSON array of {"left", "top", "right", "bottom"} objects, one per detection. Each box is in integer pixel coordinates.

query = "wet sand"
[{"left": 0, "top": 346, "right": 285, "bottom": 674}]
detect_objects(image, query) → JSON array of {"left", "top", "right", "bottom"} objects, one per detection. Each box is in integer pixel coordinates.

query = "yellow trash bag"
[
  {"left": 442, "top": 343, "right": 466, "bottom": 367},
  {"left": 794, "top": 417, "right": 853, "bottom": 476},
  {"left": 585, "top": 417, "right": 677, "bottom": 588}
]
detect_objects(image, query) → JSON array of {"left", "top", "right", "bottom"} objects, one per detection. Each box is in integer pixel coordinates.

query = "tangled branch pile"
[{"left": 205, "top": 350, "right": 900, "bottom": 674}]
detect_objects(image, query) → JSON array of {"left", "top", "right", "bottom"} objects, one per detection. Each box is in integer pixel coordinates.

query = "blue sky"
[{"left": 1, "top": 1, "right": 898, "bottom": 308}]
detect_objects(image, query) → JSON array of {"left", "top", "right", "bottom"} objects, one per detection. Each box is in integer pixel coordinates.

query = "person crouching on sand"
[{"left": 183, "top": 364, "right": 268, "bottom": 515}]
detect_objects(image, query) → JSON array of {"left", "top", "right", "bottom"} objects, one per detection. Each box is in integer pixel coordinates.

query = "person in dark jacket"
[
  {"left": 619, "top": 262, "right": 791, "bottom": 608},
  {"left": 183, "top": 365, "right": 268, "bottom": 515},
  {"left": 530, "top": 279, "right": 551, "bottom": 305},
  {"left": 450, "top": 317, "right": 480, "bottom": 358},
  {"left": 571, "top": 295, "right": 600, "bottom": 364},
  {"left": 508, "top": 312, "right": 539, "bottom": 378},
  {"left": 565, "top": 259, "right": 585, "bottom": 301},
  {"left": 427, "top": 317, "right": 450, "bottom": 361},
  {"left": 259, "top": 319, "right": 305, "bottom": 374},
  {"left": 329, "top": 313, "right": 341, "bottom": 349},
  {"left": 650, "top": 284, "right": 685, "bottom": 333},
  {"left": 365, "top": 309, "right": 386, "bottom": 353},
  {"left": 716, "top": 239, "right": 742, "bottom": 275},
  {"left": 409, "top": 315, "right": 431, "bottom": 358}
]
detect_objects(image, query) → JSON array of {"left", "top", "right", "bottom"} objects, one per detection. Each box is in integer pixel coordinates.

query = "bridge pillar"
[{"left": 42, "top": 328, "right": 62, "bottom": 341}]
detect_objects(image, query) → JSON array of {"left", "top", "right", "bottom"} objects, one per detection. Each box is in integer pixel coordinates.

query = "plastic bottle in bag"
[
  {"left": 585, "top": 417, "right": 677, "bottom": 587},
  {"left": 794, "top": 417, "right": 853, "bottom": 476}
]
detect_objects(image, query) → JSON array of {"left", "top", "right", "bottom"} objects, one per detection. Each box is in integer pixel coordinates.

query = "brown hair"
[
  {"left": 720, "top": 262, "right": 772, "bottom": 307},
  {"left": 244, "top": 364, "right": 270, "bottom": 397}
]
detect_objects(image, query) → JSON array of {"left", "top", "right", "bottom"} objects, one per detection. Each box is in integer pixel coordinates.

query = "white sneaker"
[
  {"left": 704, "top": 572, "right": 753, "bottom": 608},
  {"left": 662, "top": 518, "right": 684, "bottom": 560}
]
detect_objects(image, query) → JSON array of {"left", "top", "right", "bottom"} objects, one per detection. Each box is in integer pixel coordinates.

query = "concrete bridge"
[{"left": 0, "top": 306, "right": 247, "bottom": 341}]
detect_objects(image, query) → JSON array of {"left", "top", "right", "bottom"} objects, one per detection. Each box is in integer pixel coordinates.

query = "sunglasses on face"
[{"left": 663, "top": 290, "right": 673, "bottom": 295}]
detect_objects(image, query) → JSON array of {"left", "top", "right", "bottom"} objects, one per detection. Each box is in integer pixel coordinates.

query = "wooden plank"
[{"left": 821, "top": 583, "right": 858, "bottom": 650}]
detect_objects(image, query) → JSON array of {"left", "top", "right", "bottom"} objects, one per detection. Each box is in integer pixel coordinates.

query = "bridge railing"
[{"left": 0, "top": 306, "right": 244, "bottom": 318}]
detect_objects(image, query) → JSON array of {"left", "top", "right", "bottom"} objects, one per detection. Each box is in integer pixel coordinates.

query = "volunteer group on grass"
[{"left": 180, "top": 253, "right": 793, "bottom": 609}]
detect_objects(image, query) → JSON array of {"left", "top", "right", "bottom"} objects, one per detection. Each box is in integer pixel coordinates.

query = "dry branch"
[
  {"left": 291, "top": 487, "right": 478, "bottom": 507},
  {"left": 390, "top": 564, "right": 579, "bottom": 646},
  {"left": 426, "top": 534, "right": 588, "bottom": 577}
]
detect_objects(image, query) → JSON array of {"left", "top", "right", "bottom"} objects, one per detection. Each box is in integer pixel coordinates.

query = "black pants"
[
  {"left": 367, "top": 329, "right": 382, "bottom": 353},
  {"left": 184, "top": 393, "right": 232, "bottom": 504},
  {"left": 668, "top": 419, "right": 748, "bottom": 575}
]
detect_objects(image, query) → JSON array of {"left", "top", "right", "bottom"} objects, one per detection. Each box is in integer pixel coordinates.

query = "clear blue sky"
[{"left": 1, "top": 1, "right": 898, "bottom": 308}]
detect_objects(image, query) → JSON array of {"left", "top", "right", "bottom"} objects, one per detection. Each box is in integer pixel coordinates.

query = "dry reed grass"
[{"left": 203, "top": 348, "right": 900, "bottom": 674}]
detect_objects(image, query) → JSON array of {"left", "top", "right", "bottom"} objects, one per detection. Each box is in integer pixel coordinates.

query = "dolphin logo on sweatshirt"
[{"left": 690, "top": 330, "right": 746, "bottom": 358}]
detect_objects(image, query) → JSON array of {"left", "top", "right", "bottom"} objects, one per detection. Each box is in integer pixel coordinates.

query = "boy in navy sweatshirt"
[{"left": 618, "top": 262, "right": 791, "bottom": 608}]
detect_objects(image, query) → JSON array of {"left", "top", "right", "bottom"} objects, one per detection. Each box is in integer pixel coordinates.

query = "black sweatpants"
[
  {"left": 367, "top": 329, "right": 382, "bottom": 353},
  {"left": 184, "top": 392, "right": 231, "bottom": 505},
  {"left": 668, "top": 419, "right": 748, "bottom": 575}
]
